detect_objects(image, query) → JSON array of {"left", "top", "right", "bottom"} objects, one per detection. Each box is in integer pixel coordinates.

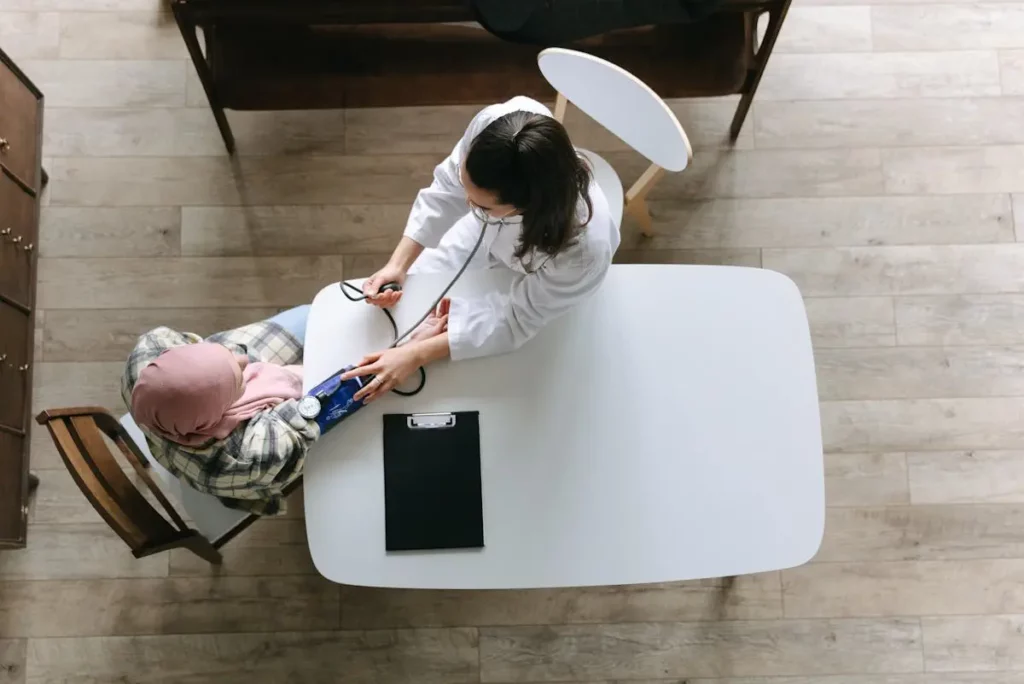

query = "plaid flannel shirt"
[{"left": 121, "top": 321, "right": 320, "bottom": 516}]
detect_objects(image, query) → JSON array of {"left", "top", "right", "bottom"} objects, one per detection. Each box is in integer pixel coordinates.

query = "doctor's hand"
[
  {"left": 362, "top": 263, "right": 406, "bottom": 308},
  {"left": 343, "top": 346, "right": 423, "bottom": 404}
]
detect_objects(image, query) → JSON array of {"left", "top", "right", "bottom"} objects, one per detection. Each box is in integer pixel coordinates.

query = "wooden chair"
[
  {"left": 34, "top": 407, "right": 289, "bottom": 563},
  {"left": 538, "top": 47, "right": 692, "bottom": 238}
]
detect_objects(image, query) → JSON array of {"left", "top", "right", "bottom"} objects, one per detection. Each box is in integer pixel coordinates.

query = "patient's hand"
[{"left": 408, "top": 298, "right": 450, "bottom": 343}]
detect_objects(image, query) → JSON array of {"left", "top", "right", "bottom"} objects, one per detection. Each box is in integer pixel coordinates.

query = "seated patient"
[
  {"left": 120, "top": 305, "right": 315, "bottom": 515},
  {"left": 121, "top": 303, "right": 448, "bottom": 515}
]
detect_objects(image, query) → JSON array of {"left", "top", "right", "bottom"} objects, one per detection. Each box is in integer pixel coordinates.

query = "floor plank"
[
  {"left": 340, "top": 574, "right": 783, "bottom": 630},
  {"left": 25, "top": 629, "right": 480, "bottom": 684},
  {"left": 613, "top": 248, "right": 761, "bottom": 267},
  {"left": 27, "top": 422, "right": 65, "bottom": 471},
  {"left": 783, "top": 560, "right": 1024, "bottom": 617},
  {"left": 5, "top": 0, "right": 166, "bottom": 11},
  {"left": 817, "top": 505, "right": 1024, "bottom": 562},
  {"left": 770, "top": 6, "right": 873, "bottom": 53},
  {"left": 43, "top": 108, "right": 178, "bottom": 157},
  {"left": 345, "top": 104, "right": 482, "bottom": 156},
  {"left": 494, "top": 676, "right": 1024, "bottom": 684},
  {"left": 872, "top": 4, "right": 1024, "bottom": 50},
  {"left": 180, "top": 205, "right": 407, "bottom": 256},
  {"left": 824, "top": 452, "right": 909, "bottom": 507},
  {"left": 1004, "top": 50, "right": 1024, "bottom": 94},
  {"left": 822, "top": 398, "right": 1024, "bottom": 453},
  {"left": 896, "top": 295, "right": 1024, "bottom": 345},
  {"left": 1015, "top": 194, "right": 1023, "bottom": 238},
  {"left": 343, "top": 253, "right": 392, "bottom": 279},
  {"left": 0, "top": 640, "right": 25, "bottom": 684},
  {"left": 37, "top": 256, "right": 345, "bottom": 309},
  {"left": 922, "top": 615, "right": 1024, "bottom": 672},
  {"left": 0, "top": 525, "right": 167, "bottom": 580},
  {"left": 40, "top": 307, "right": 282, "bottom": 362},
  {"left": 168, "top": 520, "right": 316, "bottom": 577},
  {"left": 637, "top": 195, "right": 1013, "bottom": 250},
  {"left": 606, "top": 148, "right": 885, "bottom": 200},
  {"left": 18, "top": 59, "right": 184, "bottom": 108},
  {"left": 179, "top": 109, "right": 348, "bottom": 157},
  {"left": 31, "top": 362, "right": 125, "bottom": 414},
  {"left": 908, "top": 450, "right": 1024, "bottom": 504},
  {"left": 478, "top": 619, "right": 923, "bottom": 681},
  {"left": 758, "top": 52, "right": 1001, "bottom": 100},
  {"left": 755, "top": 98, "right": 1024, "bottom": 149},
  {"left": 27, "top": 466, "right": 105, "bottom": 525},
  {"left": 38, "top": 206, "right": 180, "bottom": 257},
  {"left": 0, "top": 576, "right": 339, "bottom": 637},
  {"left": 883, "top": 145, "right": 1024, "bottom": 195},
  {"left": 805, "top": 298, "right": 896, "bottom": 349},
  {"left": 763, "top": 245, "right": 1024, "bottom": 297},
  {"left": 0, "top": 12, "right": 59, "bottom": 61},
  {"left": 815, "top": 346, "right": 1024, "bottom": 401},
  {"left": 680, "top": 676, "right": 1024, "bottom": 684},
  {"left": 48, "top": 155, "right": 433, "bottom": 206},
  {"left": 57, "top": 10, "right": 184, "bottom": 59}
]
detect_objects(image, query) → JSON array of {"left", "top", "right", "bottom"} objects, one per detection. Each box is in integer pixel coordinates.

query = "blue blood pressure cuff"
[{"left": 297, "top": 366, "right": 368, "bottom": 435}]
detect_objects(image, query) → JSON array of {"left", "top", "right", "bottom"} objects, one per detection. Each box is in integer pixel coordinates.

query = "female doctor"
[{"left": 343, "top": 96, "right": 621, "bottom": 403}]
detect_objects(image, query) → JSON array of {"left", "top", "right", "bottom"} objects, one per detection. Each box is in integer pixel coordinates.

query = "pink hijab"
[{"left": 131, "top": 342, "right": 303, "bottom": 447}]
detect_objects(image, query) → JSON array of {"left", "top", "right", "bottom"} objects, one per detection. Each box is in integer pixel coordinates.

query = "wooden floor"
[{"left": 2, "top": 0, "right": 1024, "bottom": 682}]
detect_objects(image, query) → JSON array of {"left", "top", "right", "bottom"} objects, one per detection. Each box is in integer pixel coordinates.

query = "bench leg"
[
  {"left": 171, "top": 2, "right": 236, "bottom": 154},
  {"left": 730, "top": 0, "right": 793, "bottom": 142}
]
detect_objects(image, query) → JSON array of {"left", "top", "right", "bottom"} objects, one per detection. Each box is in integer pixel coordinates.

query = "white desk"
[{"left": 303, "top": 264, "right": 824, "bottom": 589}]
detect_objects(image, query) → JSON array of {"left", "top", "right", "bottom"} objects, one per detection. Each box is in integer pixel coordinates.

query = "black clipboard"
[{"left": 382, "top": 411, "right": 484, "bottom": 552}]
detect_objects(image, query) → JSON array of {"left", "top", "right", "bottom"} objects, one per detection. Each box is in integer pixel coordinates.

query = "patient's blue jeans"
[{"left": 267, "top": 305, "right": 312, "bottom": 346}]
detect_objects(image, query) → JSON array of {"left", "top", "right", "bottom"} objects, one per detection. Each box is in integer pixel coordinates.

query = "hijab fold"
[{"left": 131, "top": 342, "right": 302, "bottom": 447}]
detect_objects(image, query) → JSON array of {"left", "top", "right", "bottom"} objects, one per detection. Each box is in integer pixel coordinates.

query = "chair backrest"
[
  {"left": 34, "top": 407, "right": 191, "bottom": 555},
  {"left": 537, "top": 47, "right": 692, "bottom": 172}
]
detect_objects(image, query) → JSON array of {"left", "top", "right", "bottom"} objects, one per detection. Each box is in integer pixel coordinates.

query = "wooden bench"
[{"left": 171, "top": 0, "right": 790, "bottom": 153}]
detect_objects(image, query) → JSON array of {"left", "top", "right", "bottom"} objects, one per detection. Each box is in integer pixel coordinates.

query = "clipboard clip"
[{"left": 407, "top": 412, "right": 457, "bottom": 430}]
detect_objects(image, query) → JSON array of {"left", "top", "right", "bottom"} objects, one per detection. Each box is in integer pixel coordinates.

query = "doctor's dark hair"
[{"left": 465, "top": 110, "right": 593, "bottom": 261}]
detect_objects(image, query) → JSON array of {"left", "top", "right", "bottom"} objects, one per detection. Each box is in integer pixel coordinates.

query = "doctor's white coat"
[{"left": 404, "top": 96, "right": 621, "bottom": 361}]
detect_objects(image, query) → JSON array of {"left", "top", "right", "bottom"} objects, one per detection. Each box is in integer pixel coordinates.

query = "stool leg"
[
  {"left": 624, "top": 164, "right": 666, "bottom": 239},
  {"left": 625, "top": 198, "right": 656, "bottom": 239}
]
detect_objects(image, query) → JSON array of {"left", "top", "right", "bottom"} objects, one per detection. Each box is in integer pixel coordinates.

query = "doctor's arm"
[
  {"left": 445, "top": 260, "right": 607, "bottom": 361},
  {"left": 364, "top": 106, "right": 501, "bottom": 305},
  {"left": 343, "top": 260, "right": 608, "bottom": 401}
]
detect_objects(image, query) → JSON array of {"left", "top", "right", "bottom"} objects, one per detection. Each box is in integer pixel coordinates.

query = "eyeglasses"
[{"left": 470, "top": 203, "right": 508, "bottom": 227}]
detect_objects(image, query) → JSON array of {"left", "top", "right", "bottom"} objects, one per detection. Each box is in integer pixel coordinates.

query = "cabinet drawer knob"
[
  {"left": 23, "top": 243, "right": 33, "bottom": 253},
  {"left": 0, "top": 138, "right": 8, "bottom": 152},
  {"left": 18, "top": 364, "right": 30, "bottom": 372}
]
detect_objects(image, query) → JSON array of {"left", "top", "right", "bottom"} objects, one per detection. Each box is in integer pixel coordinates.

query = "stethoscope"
[{"left": 332, "top": 206, "right": 506, "bottom": 398}]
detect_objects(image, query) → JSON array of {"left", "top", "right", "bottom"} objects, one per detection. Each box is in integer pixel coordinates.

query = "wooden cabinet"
[
  {"left": 0, "top": 305, "right": 30, "bottom": 429},
  {"left": 0, "top": 47, "right": 43, "bottom": 550},
  {"left": 0, "top": 171, "right": 36, "bottom": 305},
  {"left": 0, "top": 59, "right": 41, "bottom": 190}
]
